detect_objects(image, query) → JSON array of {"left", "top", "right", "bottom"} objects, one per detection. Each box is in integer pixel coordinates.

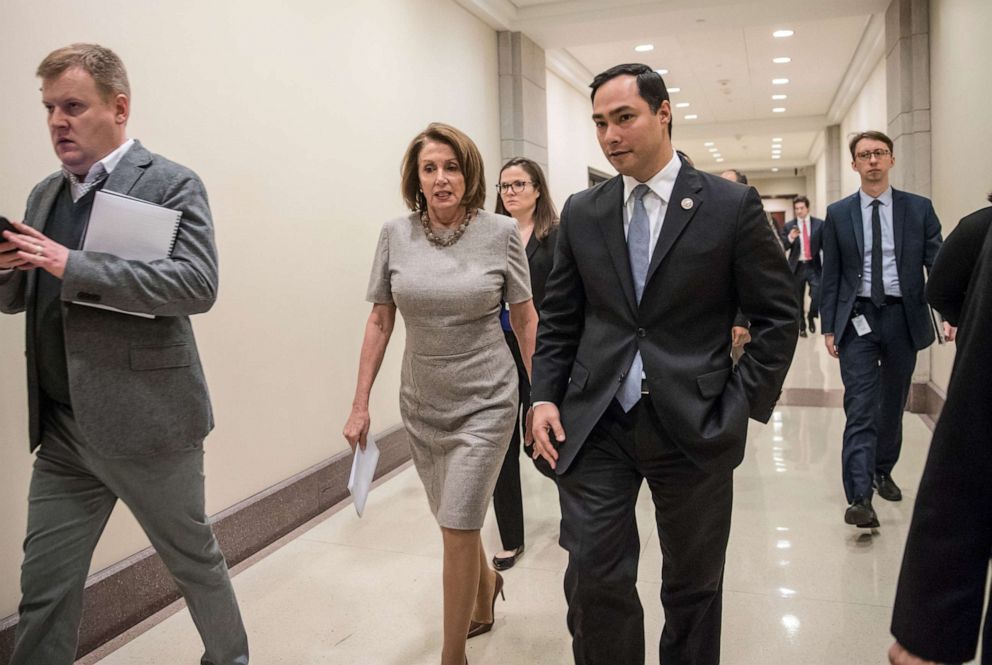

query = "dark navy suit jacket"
[
  {"left": 819, "top": 188, "right": 942, "bottom": 348},
  {"left": 531, "top": 163, "right": 798, "bottom": 475}
]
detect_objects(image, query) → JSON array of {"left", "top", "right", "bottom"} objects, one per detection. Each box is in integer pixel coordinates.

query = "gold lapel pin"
[{"left": 681, "top": 197, "right": 694, "bottom": 210}]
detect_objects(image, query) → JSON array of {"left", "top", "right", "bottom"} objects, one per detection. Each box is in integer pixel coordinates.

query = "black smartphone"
[{"left": 0, "top": 217, "right": 16, "bottom": 240}]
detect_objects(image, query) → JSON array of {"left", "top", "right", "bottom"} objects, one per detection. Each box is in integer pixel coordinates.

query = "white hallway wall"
[
  {"left": 0, "top": 0, "right": 506, "bottom": 617},
  {"left": 544, "top": 69, "right": 615, "bottom": 211},
  {"left": 928, "top": 0, "right": 992, "bottom": 392},
  {"left": 839, "top": 58, "right": 887, "bottom": 196}
]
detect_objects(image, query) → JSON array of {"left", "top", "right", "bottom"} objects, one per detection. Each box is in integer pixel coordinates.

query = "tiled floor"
[{"left": 86, "top": 335, "right": 935, "bottom": 664}]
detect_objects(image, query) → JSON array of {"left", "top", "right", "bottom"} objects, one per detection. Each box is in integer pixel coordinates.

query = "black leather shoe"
[
  {"left": 808, "top": 317, "right": 817, "bottom": 334},
  {"left": 492, "top": 545, "right": 524, "bottom": 571},
  {"left": 874, "top": 473, "right": 903, "bottom": 501},
  {"left": 799, "top": 330, "right": 808, "bottom": 338},
  {"left": 845, "top": 498, "right": 879, "bottom": 528}
]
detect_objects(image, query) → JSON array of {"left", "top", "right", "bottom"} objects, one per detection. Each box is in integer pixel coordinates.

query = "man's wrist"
[{"left": 532, "top": 401, "right": 555, "bottom": 408}]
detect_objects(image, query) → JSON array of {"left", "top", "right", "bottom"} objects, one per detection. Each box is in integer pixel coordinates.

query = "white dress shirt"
[
  {"left": 621, "top": 151, "right": 683, "bottom": 259},
  {"left": 797, "top": 217, "right": 812, "bottom": 262},
  {"left": 63, "top": 138, "right": 135, "bottom": 202}
]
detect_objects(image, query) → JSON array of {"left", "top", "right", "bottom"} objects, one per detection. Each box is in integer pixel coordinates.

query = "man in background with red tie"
[{"left": 780, "top": 196, "right": 823, "bottom": 337}]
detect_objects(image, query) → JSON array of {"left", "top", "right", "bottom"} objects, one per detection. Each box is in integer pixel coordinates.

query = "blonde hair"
[{"left": 37, "top": 43, "right": 130, "bottom": 101}]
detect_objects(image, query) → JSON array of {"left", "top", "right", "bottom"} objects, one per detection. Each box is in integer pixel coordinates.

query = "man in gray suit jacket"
[{"left": 0, "top": 44, "right": 248, "bottom": 664}]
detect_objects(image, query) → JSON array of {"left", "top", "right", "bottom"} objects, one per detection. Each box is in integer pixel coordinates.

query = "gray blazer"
[{"left": 0, "top": 141, "right": 219, "bottom": 456}]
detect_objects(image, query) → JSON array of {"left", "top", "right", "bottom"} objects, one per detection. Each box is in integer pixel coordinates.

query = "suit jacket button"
[{"left": 637, "top": 327, "right": 646, "bottom": 338}]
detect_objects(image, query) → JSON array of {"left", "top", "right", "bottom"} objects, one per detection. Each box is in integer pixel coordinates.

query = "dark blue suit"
[{"left": 820, "top": 188, "right": 942, "bottom": 502}]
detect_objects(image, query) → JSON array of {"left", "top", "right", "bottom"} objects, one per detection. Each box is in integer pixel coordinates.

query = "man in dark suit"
[
  {"left": 820, "top": 130, "right": 942, "bottom": 529},
  {"left": 0, "top": 44, "right": 248, "bottom": 664},
  {"left": 780, "top": 196, "right": 823, "bottom": 337},
  {"left": 529, "top": 63, "right": 798, "bottom": 665},
  {"left": 889, "top": 203, "right": 992, "bottom": 665}
]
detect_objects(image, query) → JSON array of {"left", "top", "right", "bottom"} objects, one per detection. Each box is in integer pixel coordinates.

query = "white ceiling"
[{"left": 457, "top": 0, "right": 890, "bottom": 176}]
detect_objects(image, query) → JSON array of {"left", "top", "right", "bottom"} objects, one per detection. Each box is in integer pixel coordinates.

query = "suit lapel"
[
  {"left": 644, "top": 166, "right": 702, "bottom": 288},
  {"left": 892, "top": 188, "right": 905, "bottom": 266},
  {"left": 596, "top": 177, "right": 638, "bottom": 315},
  {"left": 848, "top": 193, "right": 864, "bottom": 259},
  {"left": 103, "top": 140, "right": 152, "bottom": 196}
]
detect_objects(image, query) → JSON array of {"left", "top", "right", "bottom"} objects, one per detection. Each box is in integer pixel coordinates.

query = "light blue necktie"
[{"left": 616, "top": 184, "right": 651, "bottom": 412}]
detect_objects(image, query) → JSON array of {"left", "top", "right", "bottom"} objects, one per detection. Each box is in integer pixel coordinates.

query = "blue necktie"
[
  {"left": 870, "top": 200, "right": 885, "bottom": 307},
  {"left": 616, "top": 184, "right": 651, "bottom": 412}
]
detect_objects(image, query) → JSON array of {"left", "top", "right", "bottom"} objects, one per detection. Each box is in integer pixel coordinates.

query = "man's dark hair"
[
  {"left": 848, "top": 130, "right": 894, "bottom": 160},
  {"left": 590, "top": 63, "right": 673, "bottom": 138},
  {"left": 794, "top": 195, "right": 810, "bottom": 208}
]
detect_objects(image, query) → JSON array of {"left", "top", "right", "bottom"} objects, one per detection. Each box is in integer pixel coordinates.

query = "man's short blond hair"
[{"left": 36, "top": 43, "right": 130, "bottom": 100}]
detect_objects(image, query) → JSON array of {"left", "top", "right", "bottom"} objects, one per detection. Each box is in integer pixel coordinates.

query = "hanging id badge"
[{"left": 851, "top": 314, "right": 871, "bottom": 336}]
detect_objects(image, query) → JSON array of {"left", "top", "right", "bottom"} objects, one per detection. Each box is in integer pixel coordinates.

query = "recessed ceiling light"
[
  {"left": 668, "top": 87, "right": 681, "bottom": 93},
  {"left": 716, "top": 158, "right": 725, "bottom": 162},
  {"left": 772, "top": 107, "right": 786, "bottom": 113},
  {"left": 772, "top": 137, "right": 783, "bottom": 141},
  {"left": 773, "top": 29, "right": 795, "bottom": 38},
  {"left": 772, "top": 151, "right": 782, "bottom": 156},
  {"left": 772, "top": 78, "right": 789, "bottom": 85},
  {"left": 704, "top": 141, "right": 715, "bottom": 147},
  {"left": 635, "top": 44, "right": 655, "bottom": 52},
  {"left": 708, "top": 147, "right": 719, "bottom": 152},
  {"left": 676, "top": 102, "right": 690, "bottom": 108},
  {"left": 772, "top": 167, "right": 780, "bottom": 172},
  {"left": 772, "top": 155, "right": 781, "bottom": 159},
  {"left": 655, "top": 68, "right": 669, "bottom": 75},
  {"left": 773, "top": 57, "right": 792, "bottom": 64},
  {"left": 684, "top": 114, "right": 698, "bottom": 120},
  {"left": 772, "top": 94, "right": 788, "bottom": 100}
]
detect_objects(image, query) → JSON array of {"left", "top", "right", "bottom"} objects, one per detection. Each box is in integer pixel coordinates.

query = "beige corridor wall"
[
  {"left": 928, "top": 0, "right": 992, "bottom": 392},
  {"left": 839, "top": 58, "right": 887, "bottom": 196},
  {"left": 0, "top": 0, "right": 501, "bottom": 617},
  {"left": 545, "top": 70, "right": 615, "bottom": 211}
]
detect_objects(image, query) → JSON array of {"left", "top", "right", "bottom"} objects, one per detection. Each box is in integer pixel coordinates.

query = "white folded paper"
[{"left": 347, "top": 436, "right": 381, "bottom": 517}]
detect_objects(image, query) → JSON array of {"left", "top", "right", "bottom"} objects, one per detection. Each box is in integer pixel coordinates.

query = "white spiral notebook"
[{"left": 75, "top": 190, "right": 183, "bottom": 317}]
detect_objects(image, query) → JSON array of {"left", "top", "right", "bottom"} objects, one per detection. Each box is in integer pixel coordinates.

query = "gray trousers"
[{"left": 10, "top": 403, "right": 249, "bottom": 665}]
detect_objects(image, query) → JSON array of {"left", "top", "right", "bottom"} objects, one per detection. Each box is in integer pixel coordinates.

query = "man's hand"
[
  {"left": 942, "top": 321, "right": 957, "bottom": 342},
  {"left": 888, "top": 641, "right": 939, "bottom": 665},
  {"left": 523, "top": 406, "right": 535, "bottom": 446},
  {"left": 731, "top": 326, "right": 751, "bottom": 349},
  {"left": 0, "top": 237, "right": 29, "bottom": 270},
  {"left": 2, "top": 222, "right": 69, "bottom": 278},
  {"left": 824, "top": 333, "right": 839, "bottom": 359},
  {"left": 788, "top": 227, "right": 800, "bottom": 241},
  {"left": 530, "top": 403, "right": 564, "bottom": 470}
]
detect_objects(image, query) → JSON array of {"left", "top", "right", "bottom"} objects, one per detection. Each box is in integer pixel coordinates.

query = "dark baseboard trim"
[
  {"left": 0, "top": 426, "right": 411, "bottom": 664},
  {"left": 917, "top": 381, "right": 946, "bottom": 431}
]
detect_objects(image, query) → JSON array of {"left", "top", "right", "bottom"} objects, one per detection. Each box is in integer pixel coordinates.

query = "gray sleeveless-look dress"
[{"left": 366, "top": 210, "right": 532, "bottom": 529}]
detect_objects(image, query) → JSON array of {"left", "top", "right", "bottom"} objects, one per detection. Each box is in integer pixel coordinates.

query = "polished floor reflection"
[{"left": 86, "top": 336, "right": 933, "bottom": 664}]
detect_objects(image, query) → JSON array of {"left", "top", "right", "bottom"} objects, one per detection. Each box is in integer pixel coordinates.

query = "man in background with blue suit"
[{"left": 820, "top": 130, "right": 942, "bottom": 529}]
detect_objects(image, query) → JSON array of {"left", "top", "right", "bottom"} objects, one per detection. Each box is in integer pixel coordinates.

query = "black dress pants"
[
  {"left": 492, "top": 331, "right": 556, "bottom": 551},
  {"left": 558, "top": 398, "right": 733, "bottom": 665},
  {"left": 794, "top": 261, "right": 820, "bottom": 331}
]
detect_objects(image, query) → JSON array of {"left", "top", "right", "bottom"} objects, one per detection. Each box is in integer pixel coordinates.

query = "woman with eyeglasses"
[{"left": 488, "top": 157, "right": 560, "bottom": 573}]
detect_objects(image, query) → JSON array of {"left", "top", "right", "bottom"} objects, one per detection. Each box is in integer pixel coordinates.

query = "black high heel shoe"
[{"left": 467, "top": 571, "right": 504, "bottom": 638}]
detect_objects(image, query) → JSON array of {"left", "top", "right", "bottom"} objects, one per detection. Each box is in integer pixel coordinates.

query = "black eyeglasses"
[
  {"left": 855, "top": 149, "right": 891, "bottom": 162},
  {"left": 496, "top": 180, "right": 534, "bottom": 194}
]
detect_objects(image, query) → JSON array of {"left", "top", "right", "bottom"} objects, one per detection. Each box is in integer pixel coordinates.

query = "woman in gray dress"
[{"left": 343, "top": 123, "right": 538, "bottom": 665}]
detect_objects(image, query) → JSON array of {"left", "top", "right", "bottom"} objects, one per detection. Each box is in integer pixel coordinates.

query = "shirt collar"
[
  {"left": 623, "top": 151, "right": 683, "bottom": 206},
  {"left": 63, "top": 138, "right": 135, "bottom": 184},
  {"left": 859, "top": 186, "right": 893, "bottom": 208}
]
